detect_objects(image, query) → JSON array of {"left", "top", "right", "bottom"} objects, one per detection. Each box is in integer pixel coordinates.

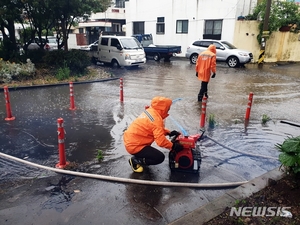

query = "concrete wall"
[
  {"left": 266, "top": 30, "right": 300, "bottom": 62},
  {"left": 233, "top": 20, "right": 300, "bottom": 62}
]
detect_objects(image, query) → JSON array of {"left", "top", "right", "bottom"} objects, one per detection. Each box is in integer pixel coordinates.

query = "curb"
[
  {"left": 169, "top": 166, "right": 286, "bottom": 225},
  {"left": 0, "top": 77, "right": 119, "bottom": 91}
]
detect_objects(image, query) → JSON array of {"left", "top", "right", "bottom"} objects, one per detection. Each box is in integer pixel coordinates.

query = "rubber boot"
[
  {"left": 129, "top": 157, "right": 144, "bottom": 173},
  {"left": 198, "top": 94, "right": 203, "bottom": 102}
]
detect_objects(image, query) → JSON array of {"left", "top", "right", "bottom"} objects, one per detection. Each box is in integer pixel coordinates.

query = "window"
[
  {"left": 212, "top": 42, "right": 223, "bottom": 49},
  {"left": 101, "top": 37, "right": 109, "bottom": 46},
  {"left": 192, "top": 41, "right": 201, "bottom": 47},
  {"left": 176, "top": 20, "right": 188, "bottom": 34},
  {"left": 111, "top": 38, "right": 120, "bottom": 48},
  {"left": 115, "top": 0, "right": 125, "bottom": 8},
  {"left": 199, "top": 41, "right": 211, "bottom": 48},
  {"left": 112, "top": 23, "right": 120, "bottom": 32},
  {"left": 203, "top": 20, "right": 223, "bottom": 40},
  {"left": 156, "top": 17, "right": 165, "bottom": 34},
  {"left": 133, "top": 22, "right": 144, "bottom": 34}
]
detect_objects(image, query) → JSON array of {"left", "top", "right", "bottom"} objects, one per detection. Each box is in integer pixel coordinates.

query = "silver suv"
[{"left": 185, "top": 39, "right": 253, "bottom": 68}]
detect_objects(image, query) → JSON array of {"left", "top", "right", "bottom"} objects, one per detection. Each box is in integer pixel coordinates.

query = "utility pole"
[{"left": 258, "top": 0, "right": 272, "bottom": 67}]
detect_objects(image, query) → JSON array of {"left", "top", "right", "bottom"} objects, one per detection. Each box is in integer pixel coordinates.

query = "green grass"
[
  {"left": 97, "top": 149, "right": 104, "bottom": 161},
  {"left": 208, "top": 113, "right": 216, "bottom": 129},
  {"left": 261, "top": 114, "right": 271, "bottom": 125}
]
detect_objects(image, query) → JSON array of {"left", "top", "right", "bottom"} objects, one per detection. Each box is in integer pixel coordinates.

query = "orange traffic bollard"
[
  {"left": 56, "top": 118, "right": 69, "bottom": 169},
  {"left": 120, "top": 78, "right": 124, "bottom": 102},
  {"left": 4, "top": 86, "right": 15, "bottom": 121},
  {"left": 69, "top": 82, "right": 76, "bottom": 110},
  {"left": 245, "top": 92, "right": 254, "bottom": 120},
  {"left": 200, "top": 96, "right": 207, "bottom": 128}
]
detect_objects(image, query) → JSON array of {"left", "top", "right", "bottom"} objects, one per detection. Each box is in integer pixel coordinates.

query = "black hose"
[{"left": 280, "top": 120, "right": 300, "bottom": 128}]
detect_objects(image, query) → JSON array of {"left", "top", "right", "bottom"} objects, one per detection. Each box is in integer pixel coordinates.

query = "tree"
[
  {"left": 50, "top": 0, "right": 111, "bottom": 51},
  {"left": 246, "top": 0, "right": 300, "bottom": 44},
  {"left": 0, "top": 0, "right": 24, "bottom": 60},
  {"left": 21, "top": 0, "right": 56, "bottom": 51},
  {"left": 1, "top": 0, "right": 111, "bottom": 59}
]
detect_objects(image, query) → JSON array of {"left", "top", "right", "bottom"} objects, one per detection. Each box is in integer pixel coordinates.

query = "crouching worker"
[{"left": 123, "top": 96, "right": 184, "bottom": 173}]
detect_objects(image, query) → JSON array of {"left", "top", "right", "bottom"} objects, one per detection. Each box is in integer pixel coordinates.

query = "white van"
[{"left": 90, "top": 35, "right": 146, "bottom": 67}]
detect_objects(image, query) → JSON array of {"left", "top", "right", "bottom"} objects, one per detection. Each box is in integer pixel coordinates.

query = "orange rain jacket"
[
  {"left": 123, "top": 96, "right": 173, "bottom": 154},
  {"left": 195, "top": 44, "right": 217, "bottom": 82}
]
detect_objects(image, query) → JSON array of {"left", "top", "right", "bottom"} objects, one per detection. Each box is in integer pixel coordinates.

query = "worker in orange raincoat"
[
  {"left": 123, "top": 96, "right": 183, "bottom": 172},
  {"left": 195, "top": 44, "right": 217, "bottom": 102}
]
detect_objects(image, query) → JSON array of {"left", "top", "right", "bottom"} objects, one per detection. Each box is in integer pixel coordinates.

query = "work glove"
[
  {"left": 211, "top": 73, "right": 216, "bottom": 78},
  {"left": 172, "top": 141, "right": 184, "bottom": 153},
  {"left": 196, "top": 72, "right": 198, "bottom": 77},
  {"left": 169, "top": 130, "right": 181, "bottom": 137}
]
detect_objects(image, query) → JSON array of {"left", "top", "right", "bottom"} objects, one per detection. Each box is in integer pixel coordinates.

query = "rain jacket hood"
[
  {"left": 208, "top": 44, "right": 216, "bottom": 54},
  {"left": 123, "top": 96, "right": 174, "bottom": 154},
  {"left": 150, "top": 96, "right": 172, "bottom": 119}
]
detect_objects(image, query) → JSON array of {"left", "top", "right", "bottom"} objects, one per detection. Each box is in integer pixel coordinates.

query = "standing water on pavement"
[{"left": 0, "top": 60, "right": 299, "bottom": 184}]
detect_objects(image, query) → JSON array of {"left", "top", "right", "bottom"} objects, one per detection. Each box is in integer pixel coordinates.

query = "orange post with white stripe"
[
  {"left": 120, "top": 78, "right": 124, "bottom": 102},
  {"left": 200, "top": 96, "right": 207, "bottom": 128},
  {"left": 4, "top": 86, "right": 15, "bottom": 121},
  {"left": 245, "top": 92, "right": 254, "bottom": 120},
  {"left": 69, "top": 82, "right": 76, "bottom": 110},
  {"left": 56, "top": 118, "right": 69, "bottom": 168}
]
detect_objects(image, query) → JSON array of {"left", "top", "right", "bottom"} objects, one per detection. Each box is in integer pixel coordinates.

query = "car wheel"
[
  {"left": 153, "top": 53, "right": 161, "bottom": 61},
  {"left": 111, "top": 59, "right": 120, "bottom": 68},
  {"left": 190, "top": 54, "right": 198, "bottom": 64},
  {"left": 227, "top": 56, "right": 239, "bottom": 68}
]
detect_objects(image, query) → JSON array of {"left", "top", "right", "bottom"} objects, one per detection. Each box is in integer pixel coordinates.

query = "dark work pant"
[
  {"left": 134, "top": 146, "right": 165, "bottom": 165},
  {"left": 198, "top": 81, "right": 208, "bottom": 101}
]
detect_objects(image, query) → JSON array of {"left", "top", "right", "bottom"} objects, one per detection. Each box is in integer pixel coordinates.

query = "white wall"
[
  {"left": 68, "top": 34, "right": 81, "bottom": 49},
  {"left": 90, "top": 7, "right": 126, "bottom": 21},
  {"left": 236, "top": 0, "right": 258, "bottom": 18},
  {"left": 125, "top": 0, "right": 253, "bottom": 56}
]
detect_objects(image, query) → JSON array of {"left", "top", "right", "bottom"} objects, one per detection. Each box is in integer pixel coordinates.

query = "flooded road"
[{"left": 0, "top": 59, "right": 299, "bottom": 224}]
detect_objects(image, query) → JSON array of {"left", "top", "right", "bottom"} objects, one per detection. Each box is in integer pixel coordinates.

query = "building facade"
[
  {"left": 70, "top": 0, "right": 126, "bottom": 47},
  {"left": 124, "top": 0, "right": 257, "bottom": 56}
]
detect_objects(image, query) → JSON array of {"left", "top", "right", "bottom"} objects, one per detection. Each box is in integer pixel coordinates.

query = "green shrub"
[
  {"left": 24, "top": 49, "right": 47, "bottom": 64},
  {"left": 56, "top": 65, "right": 70, "bottom": 81},
  {"left": 0, "top": 39, "right": 21, "bottom": 61},
  {"left": 0, "top": 58, "right": 36, "bottom": 83},
  {"left": 43, "top": 49, "right": 91, "bottom": 75},
  {"left": 66, "top": 49, "right": 91, "bottom": 75},
  {"left": 276, "top": 136, "right": 300, "bottom": 174},
  {"left": 42, "top": 50, "right": 66, "bottom": 68}
]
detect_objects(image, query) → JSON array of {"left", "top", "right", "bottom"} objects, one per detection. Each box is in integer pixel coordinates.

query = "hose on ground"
[
  {"left": 205, "top": 136, "right": 278, "bottom": 160},
  {"left": 0, "top": 152, "right": 247, "bottom": 188}
]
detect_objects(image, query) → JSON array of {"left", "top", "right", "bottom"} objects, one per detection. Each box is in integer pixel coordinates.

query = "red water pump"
[{"left": 169, "top": 131, "right": 204, "bottom": 173}]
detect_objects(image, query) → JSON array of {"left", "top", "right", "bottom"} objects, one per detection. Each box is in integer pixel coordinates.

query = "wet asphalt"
[{"left": 0, "top": 58, "right": 300, "bottom": 225}]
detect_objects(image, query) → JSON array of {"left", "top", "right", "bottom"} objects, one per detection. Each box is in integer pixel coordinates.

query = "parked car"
[
  {"left": 27, "top": 36, "right": 59, "bottom": 51},
  {"left": 45, "top": 37, "right": 59, "bottom": 51},
  {"left": 88, "top": 36, "right": 146, "bottom": 67},
  {"left": 185, "top": 39, "right": 253, "bottom": 68},
  {"left": 81, "top": 41, "right": 98, "bottom": 51},
  {"left": 27, "top": 38, "right": 46, "bottom": 50},
  {"left": 132, "top": 34, "right": 181, "bottom": 61}
]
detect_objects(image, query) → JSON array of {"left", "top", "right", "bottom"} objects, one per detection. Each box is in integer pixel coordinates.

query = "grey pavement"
[{"left": 169, "top": 166, "right": 286, "bottom": 225}]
